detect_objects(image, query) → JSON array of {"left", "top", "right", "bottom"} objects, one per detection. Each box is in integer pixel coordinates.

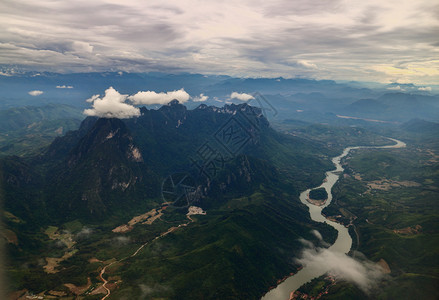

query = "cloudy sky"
[{"left": 1, "top": 0, "right": 438, "bottom": 84}]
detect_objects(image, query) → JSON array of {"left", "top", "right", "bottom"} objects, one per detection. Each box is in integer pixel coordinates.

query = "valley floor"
[{"left": 312, "top": 138, "right": 439, "bottom": 299}]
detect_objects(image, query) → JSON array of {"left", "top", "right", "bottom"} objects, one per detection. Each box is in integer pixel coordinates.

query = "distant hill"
[
  {"left": 1, "top": 72, "right": 438, "bottom": 124},
  {"left": 0, "top": 104, "right": 83, "bottom": 156},
  {"left": 340, "top": 93, "right": 439, "bottom": 122},
  {"left": 344, "top": 98, "right": 388, "bottom": 115},
  {"left": 1, "top": 101, "right": 337, "bottom": 298},
  {"left": 0, "top": 103, "right": 83, "bottom": 132},
  {"left": 0, "top": 71, "right": 379, "bottom": 108},
  {"left": 400, "top": 119, "right": 439, "bottom": 140},
  {"left": 2, "top": 71, "right": 439, "bottom": 148}
]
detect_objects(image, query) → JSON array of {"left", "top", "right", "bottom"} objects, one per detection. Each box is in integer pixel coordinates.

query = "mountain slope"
[
  {"left": 0, "top": 104, "right": 83, "bottom": 156},
  {"left": 46, "top": 118, "right": 159, "bottom": 219},
  {"left": 2, "top": 101, "right": 338, "bottom": 299}
]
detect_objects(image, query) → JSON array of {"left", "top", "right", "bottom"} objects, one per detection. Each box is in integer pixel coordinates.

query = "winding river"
[{"left": 262, "top": 138, "right": 406, "bottom": 300}]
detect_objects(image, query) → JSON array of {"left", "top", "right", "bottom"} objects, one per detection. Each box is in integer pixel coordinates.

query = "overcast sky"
[{"left": 1, "top": 0, "right": 438, "bottom": 84}]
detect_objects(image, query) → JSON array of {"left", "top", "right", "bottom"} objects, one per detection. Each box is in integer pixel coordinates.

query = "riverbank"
[{"left": 262, "top": 137, "right": 406, "bottom": 300}]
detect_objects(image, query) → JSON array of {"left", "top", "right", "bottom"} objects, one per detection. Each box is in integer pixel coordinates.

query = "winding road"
[
  {"left": 99, "top": 138, "right": 406, "bottom": 300},
  {"left": 99, "top": 213, "right": 195, "bottom": 300},
  {"left": 100, "top": 262, "right": 115, "bottom": 300}
]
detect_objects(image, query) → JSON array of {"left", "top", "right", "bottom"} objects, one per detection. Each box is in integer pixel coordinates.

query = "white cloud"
[
  {"left": 76, "top": 227, "right": 93, "bottom": 239},
  {"left": 296, "top": 240, "right": 386, "bottom": 293},
  {"left": 86, "top": 94, "right": 99, "bottom": 103},
  {"left": 230, "top": 92, "right": 254, "bottom": 101},
  {"left": 297, "top": 60, "right": 318, "bottom": 69},
  {"left": 56, "top": 85, "right": 73, "bottom": 89},
  {"left": 418, "top": 86, "right": 432, "bottom": 91},
  {"left": 298, "top": 238, "right": 315, "bottom": 249},
  {"left": 128, "top": 88, "right": 190, "bottom": 105},
  {"left": 311, "top": 229, "right": 323, "bottom": 240},
  {"left": 83, "top": 87, "right": 199, "bottom": 118},
  {"left": 371, "top": 63, "right": 439, "bottom": 85},
  {"left": 72, "top": 41, "right": 93, "bottom": 54},
  {"left": 83, "top": 87, "right": 140, "bottom": 119},
  {"left": 386, "top": 85, "right": 403, "bottom": 91},
  {"left": 192, "top": 93, "right": 208, "bottom": 102},
  {"left": 139, "top": 283, "right": 170, "bottom": 297},
  {"left": 112, "top": 236, "right": 131, "bottom": 246},
  {"left": 28, "top": 90, "right": 43, "bottom": 96},
  {"left": 3, "top": 0, "right": 437, "bottom": 84},
  {"left": 310, "top": 229, "right": 329, "bottom": 247}
]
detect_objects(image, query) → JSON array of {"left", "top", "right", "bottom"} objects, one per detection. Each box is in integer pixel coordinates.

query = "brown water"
[{"left": 261, "top": 138, "right": 405, "bottom": 300}]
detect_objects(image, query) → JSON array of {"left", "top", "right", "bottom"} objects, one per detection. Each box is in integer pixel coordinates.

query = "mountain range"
[
  {"left": 1, "top": 72, "right": 438, "bottom": 124},
  {"left": 2, "top": 101, "right": 340, "bottom": 298}
]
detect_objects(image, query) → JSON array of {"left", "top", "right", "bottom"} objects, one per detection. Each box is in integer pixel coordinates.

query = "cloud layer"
[
  {"left": 192, "top": 93, "right": 208, "bottom": 102},
  {"left": 1, "top": 0, "right": 438, "bottom": 84},
  {"left": 28, "top": 90, "right": 43, "bottom": 96},
  {"left": 84, "top": 87, "right": 199, "bottom": 118},
  {"left": 230, "top": 92, "right": 254, "bottom": 101},
  {"left": 129, "top": 89, "right": 190, "bottom": 105},
  {"left": 297, "top": 247, "right": 385, "bottom": 293},
  {"left": 84, "top": 87, "right": 141, "bottom": 119},
  {"left": 297, "top": 232, "right": 386, "bottom": 293}
]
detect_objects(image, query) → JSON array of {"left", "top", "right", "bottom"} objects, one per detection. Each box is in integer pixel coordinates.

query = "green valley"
[
  {"left": 307, "top": 128, "right": 439, "bottom": 299},
  {"left": 1, "top": 98, "right": 438, "bottom": 300},
  {"left": 2, "top": 102, "right": 342, "bottom": 299}
]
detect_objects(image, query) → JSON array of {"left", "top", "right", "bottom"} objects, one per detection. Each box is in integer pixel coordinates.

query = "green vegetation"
[
  {"left": 2, "top": 103, "right": 339, "bottom": 299},
  {"left": 3, "top": 185, "right": 337, "bottom": 299},
  {"left": 3, "top": 102, "right": 438, "bottom": 299},
  {"left": 109, "top": 192, "right": 337, "bottom": 299},
  {"left": 322, "top": 281, "right": 368, "bottom": 300},
  {"left": 309, "top": 187, "right": 328, "bottom": 201},
  {"left": 0, "top": 104, "right": 83, "bottom": 156},
  {"left": 272, "top": 121, "right": 392, "bottom": 153},
  {"left": 298, "top": 277, "right": 332, "bottom": 297},
  {"left": 320, "top": 131, "right": 439, "bottom": 299},
  {"left": 296, "top": 276, "right": 369, "bottom": 300}
]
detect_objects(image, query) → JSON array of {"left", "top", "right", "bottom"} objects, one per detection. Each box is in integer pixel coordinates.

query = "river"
[{"left": 261, "top": 138, "right": 406, "bottom": 300}]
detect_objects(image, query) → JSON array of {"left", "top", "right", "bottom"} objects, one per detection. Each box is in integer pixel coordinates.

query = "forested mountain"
[{"left": 2, "top": 101, "right": 338, "bottom": 298}]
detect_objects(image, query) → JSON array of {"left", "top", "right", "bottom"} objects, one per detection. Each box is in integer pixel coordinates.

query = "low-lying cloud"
[
  {"left": 418, "top": 86, "right": 432, "bottom": 91},
  {"left": 112, "top": 236, "right": 131, "bottom": 246},
  {"left": 128, "top": 88, "right": 190, "bottom": 105},
  {"left": 230, "top": 92, "right": 254, "bottom": 101},
  {"left": 310, "top": 229, "right": 330, "bottom": 247},
  {"left": 56, "top": 85, "right": 73, "bottom": 89},
  {"left": 76, "top": 227, "right": 93, "bottom": 239},
  {"left": 297, "top": 232, "right": 386, "bottom": 293},
  {"left": 84, "top": 87, "right": 141, "bottom": 119},
  {"left": 192, "top": 93, "right": 208, "bottom": 102},
  {"left": 84, "top": 87, "right": 208, "bottom": 119},
  {"left": 28, "top": 90, "right": 43, "bottom": 96},
  {"left": 311, "top": 229, "right": 323, "bottom": 240},
  {"left": 295, "top": 60, "right": 318, "bottom": 69},
  {"left": 0, "top": 71, "right": 12, "bottom": 77},
  {"left": 139, "top": 283, "right": 170, "bottom": 299},
  {"left": 387, "top": 85, "right": 403, "bottom": 91}
]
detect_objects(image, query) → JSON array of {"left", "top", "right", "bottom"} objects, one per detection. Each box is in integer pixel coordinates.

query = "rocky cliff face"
[
  {"left": 2, "top": 101, "right": 278, "bottom": 221},
  {"left": 45, "top": 117, "right": 157, "bottom": 219}
]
